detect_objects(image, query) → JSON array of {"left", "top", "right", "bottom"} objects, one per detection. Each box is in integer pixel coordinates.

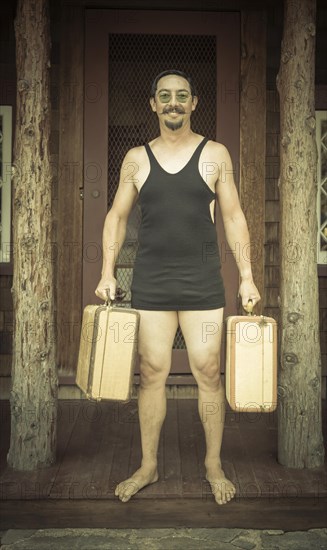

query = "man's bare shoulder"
[
  {"left": 120, "top": 145, "right": 150, "bottom": 190},
  {"left": 123, "top": 145, "right": 147, "bottom": 165},
  {"left": 205, "top": 139, "right": 230, "bottom": 160}
]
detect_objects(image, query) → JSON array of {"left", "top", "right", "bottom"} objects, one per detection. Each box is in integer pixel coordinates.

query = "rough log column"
[
  {"left": 8, "top": 0, "right": 57, "bottom": 470},
  {"left": 277, "top": 0, "right": 324, "bottom": 468},
  {"left": 240, "top": 11, "right": 266, "bottom": 314}
]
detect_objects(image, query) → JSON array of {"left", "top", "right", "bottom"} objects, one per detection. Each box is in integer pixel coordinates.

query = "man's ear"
[
  {"left": 191, "top": 95, "right": 198, "bottom": 112},
  {"left": 150, "top": 97, "right": 156, "bottom": 112}
]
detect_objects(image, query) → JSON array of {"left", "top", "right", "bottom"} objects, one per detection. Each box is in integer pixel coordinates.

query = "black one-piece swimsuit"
[{"left": 130, "top": 137, "right": 226, "bottom": 311}]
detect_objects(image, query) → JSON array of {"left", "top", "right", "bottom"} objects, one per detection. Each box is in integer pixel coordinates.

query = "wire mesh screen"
[{"left": 108, "top": 33, "right": 216, "bottom": 349}]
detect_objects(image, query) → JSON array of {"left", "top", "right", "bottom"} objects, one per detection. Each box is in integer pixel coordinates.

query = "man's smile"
[
  {"left": 163, "top": 107, "right": 185, "bottom": 115},
  {"left": 167, "top": 111, "right": 182, "bottom": 117}
]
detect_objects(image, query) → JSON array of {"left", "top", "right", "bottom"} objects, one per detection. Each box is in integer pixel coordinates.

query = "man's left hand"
[{"left": 238, "top": 279, "right": 261, "bottom": 311}]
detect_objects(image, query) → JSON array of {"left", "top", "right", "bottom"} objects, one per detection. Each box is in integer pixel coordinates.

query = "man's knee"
[
  {"left": 191, "top": 352, "right": 221, "bottom": 388},
  {"left": 139, "top": 353, "right": 171, "bottom": 388}
]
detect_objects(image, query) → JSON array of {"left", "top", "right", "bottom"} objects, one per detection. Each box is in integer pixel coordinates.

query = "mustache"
[{"left": 162, "top": 106, "right": 185, "bottom": 114}]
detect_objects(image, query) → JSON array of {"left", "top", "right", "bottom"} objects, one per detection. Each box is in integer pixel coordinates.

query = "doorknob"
[{"left": 91, "top": 190, "right": 100, "bottom": 198}]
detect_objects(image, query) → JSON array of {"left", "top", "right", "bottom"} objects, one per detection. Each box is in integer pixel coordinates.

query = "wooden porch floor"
[{"left": 1, "top": 399, "right": 326, "bottom": 530}]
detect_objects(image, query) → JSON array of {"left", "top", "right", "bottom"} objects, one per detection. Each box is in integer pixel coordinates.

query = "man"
[{"left": 95, "top": 70, "right": 261, "bottom": 505}]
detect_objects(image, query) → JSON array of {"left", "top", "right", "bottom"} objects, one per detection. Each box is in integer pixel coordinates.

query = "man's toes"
[
  {"left": 125, "top": 484, "right": 138, "bottom": 500},
  {"left": 116, "top": 480, "right": 139, "bottom": 502},
  {"left": 115, "top": 482, "right": 128, "bottom": 500},
  {"left": 221, "top": 492, "right": 228, "bottom": 504},
  {"left": 121, "top": 485, "right": 134, "bottom": 501},
  {"left": 212, "top": 481, "right": 236, "bottom": 505},
  {"left": 117, "top": 484, "right": 129, "bottom": 502},
  {"left": 121, "top": 492, "right": 131, "bottom": 503},
  {"left": 221, "top": 494, "right": 229, "bottom": 504},
  {"left": 224, "top": 485, "right": 235, "bottom": 500}
]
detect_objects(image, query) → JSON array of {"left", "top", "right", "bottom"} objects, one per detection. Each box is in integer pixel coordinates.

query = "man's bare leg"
[
  {"left": 115, "top": 310, "right": 178, "bottom": 502},
  {"left": 178, "top": 308, "right": 236, "bottom": 505}
]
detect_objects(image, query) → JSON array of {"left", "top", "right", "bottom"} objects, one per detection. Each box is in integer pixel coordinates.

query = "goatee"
[{"left": 164, "top": 119, "right": 183, "bottom": 131}]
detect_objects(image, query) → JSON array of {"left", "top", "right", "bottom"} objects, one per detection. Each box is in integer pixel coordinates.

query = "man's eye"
[
  {"left": 159, "top": 94, "right": 170, "bottom": 102},
  {"left": 177, "top": 94, "right": 189, "bottom": 102}
]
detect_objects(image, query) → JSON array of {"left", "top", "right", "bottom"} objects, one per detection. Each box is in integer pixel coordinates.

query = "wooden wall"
[
  {"left": 56, "top": 3, "right": 84, "bottom": 374},
  {"left": 264, "top": 3, "right": 282, "bottom": 328},
  {"left": 0, "top": 0, "right": 16, "bottom": 395},
  {"left": 320, "top": 278, "right": 327, "bottom": 394},
  {"left": 0, "top": 0, "right": 326, "bottom": 398},
  {"left": 265, "top": 89, "right": 280, "bottom": 321},
  {"left": 240, "top": 11, "right": 266, "bottom": 315}
]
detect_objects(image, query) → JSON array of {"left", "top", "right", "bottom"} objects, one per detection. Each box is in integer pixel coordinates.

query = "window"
[
  {"left": 316, "top": 110, "right": 327, "bottom": 265},
  {"left": 0, "top": 106, "right": 12, "bottom": 263}
]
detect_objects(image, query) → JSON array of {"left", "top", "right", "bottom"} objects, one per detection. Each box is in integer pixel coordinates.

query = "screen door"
[{"left": 84, "top": 9, "right": 240, "bottom": 373}]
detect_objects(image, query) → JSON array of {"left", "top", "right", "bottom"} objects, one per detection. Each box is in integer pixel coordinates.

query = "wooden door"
[{"left": 84, "top": 9, "right": 240, "bottom": 374}]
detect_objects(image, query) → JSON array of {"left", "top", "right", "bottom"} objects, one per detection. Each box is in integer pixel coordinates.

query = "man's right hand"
[{"left": 95, "top": 276, "right": 117, "bottom": 302}]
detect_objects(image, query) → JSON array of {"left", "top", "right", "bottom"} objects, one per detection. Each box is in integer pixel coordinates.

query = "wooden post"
[
  {"left": 240, "top": 11, "right": 266, "bottom": 315},
  {"left": 8, "top": 0, "right": 57, "bottom": 470},
  {"left": 277, "top": 0, "right": 324, "bottom": 468}
]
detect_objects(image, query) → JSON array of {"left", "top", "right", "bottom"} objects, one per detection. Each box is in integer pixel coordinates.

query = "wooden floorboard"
[
  {"left": 1, "top": 399, "right": 326, "bottom": 529},
  {"left": 50, "top": 401, "right": 101, "bottom": 498},
  {"left": 192, "top": 401, "right": 207, "bottom": 482},
  {"left": 222, "top": 427, "right": 258, "bottom": 497},
  {"left": 178, "top": 399, "right": 203, "bottom": 497},
  {"left": 239, "top": 421, "right": 277, "bottom": 497},
  {"left": 126, "top": 408, "right": 142, "bottom": 480},
  {"left": 0, "top": 401, "right": 10, "bottom": 474},
  {"left": 163, "top": 399, "right": 182, "bottom": 496},
  {"left": 0, "top": 400, "right": 80, "bottom": 500},
  {"left": 89, "top": 404, "right": 120, "bottom": 498},
  {"left": 1, "top": 497, "right": 326, "bottom": 530},
  {"left": 108, "top": 405, "right": 135, "bottom": 497}
]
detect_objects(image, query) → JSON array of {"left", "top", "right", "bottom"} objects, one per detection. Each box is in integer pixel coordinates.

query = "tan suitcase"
[
  {"left": 76, "top": 294, "right": 140, "bottom": 401},
  {"left": 225, "top": 305, "right": 277, "bottom": 413}
]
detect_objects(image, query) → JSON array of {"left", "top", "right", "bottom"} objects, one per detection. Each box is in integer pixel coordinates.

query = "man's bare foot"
[
  {"left": 115, "top": 464, "right": 159, "bottom": 503},
  {"left": 205, "top": 463, "right": 236, "bottom": 505}
]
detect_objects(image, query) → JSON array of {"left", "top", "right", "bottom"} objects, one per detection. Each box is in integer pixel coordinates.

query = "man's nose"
[{"left": 168, "top": 93, "right": 179, "bottom": 105}]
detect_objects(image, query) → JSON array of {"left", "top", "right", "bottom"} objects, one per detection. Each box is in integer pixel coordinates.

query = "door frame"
[{"left": 84, "top": 8, "right": 240, "bottom": 374}]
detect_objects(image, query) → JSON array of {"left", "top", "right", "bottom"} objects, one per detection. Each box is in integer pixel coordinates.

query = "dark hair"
[{"left": 150, "top": 70, "right": 197, "bottom": 98}]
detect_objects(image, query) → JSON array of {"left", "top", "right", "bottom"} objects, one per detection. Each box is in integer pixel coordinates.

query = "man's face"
[{"left": 150, "top": 75, "right": 198, "bottom": 131}]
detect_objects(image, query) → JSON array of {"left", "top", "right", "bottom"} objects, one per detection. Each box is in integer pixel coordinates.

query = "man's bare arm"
[
  {"left": 95, "top": 149, "right": 139, "bottom": 301},
  {"left": 215, "top": 143, "right": 261, "bottom": 307}
]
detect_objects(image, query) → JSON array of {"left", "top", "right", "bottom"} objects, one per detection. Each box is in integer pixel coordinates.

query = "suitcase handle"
[
  {"left": 244, "top": 299, "right": 254, "bottom": 316},
  {"left": 105, "top": 287, "right": 127, "bottom": 307}
]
